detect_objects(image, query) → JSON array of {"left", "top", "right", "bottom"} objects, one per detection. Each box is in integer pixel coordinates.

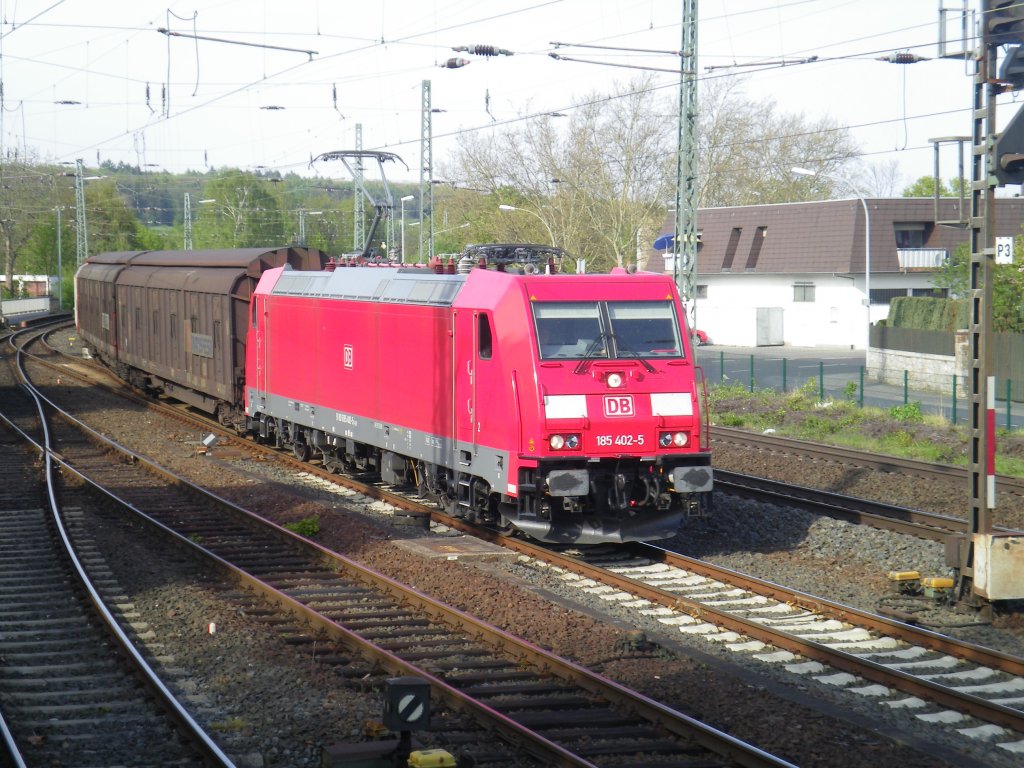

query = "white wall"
[
  {"left": 693, "top": 273, "right": 863, "bottom": 348},
  {"left": 691, "top": 272, "right": 934, "bottom": 349}
]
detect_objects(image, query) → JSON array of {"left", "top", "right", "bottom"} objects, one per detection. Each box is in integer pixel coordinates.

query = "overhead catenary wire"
[{"left": 0, "top": 2, "right": 990, "bottom": 180}]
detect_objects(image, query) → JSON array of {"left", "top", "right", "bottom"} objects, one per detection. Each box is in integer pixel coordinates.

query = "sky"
[{"left": 0, "top": 0, "right": 1005, "bottom": 190}]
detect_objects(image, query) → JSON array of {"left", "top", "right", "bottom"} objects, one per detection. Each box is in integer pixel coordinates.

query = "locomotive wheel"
[{"left": 292, "top": 441, "right": 310, "bottom": 462}]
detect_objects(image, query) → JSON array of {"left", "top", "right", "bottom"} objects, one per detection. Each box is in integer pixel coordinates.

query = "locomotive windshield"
[{"left": 534, "top": 300, "right": 683, "bottom": 360}]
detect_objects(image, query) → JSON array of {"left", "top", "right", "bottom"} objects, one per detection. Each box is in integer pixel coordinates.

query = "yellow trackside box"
[
  {"left": 407, "top": 749, "right": 456, "bottom": 768},
  {"left": 886, "top": 570, "right": 921, "bottom": 594},
  {"left": 921, "top": 576, "right": 954, "bottom": 599}
]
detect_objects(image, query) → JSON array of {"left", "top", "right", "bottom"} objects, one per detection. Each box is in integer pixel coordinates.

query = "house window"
[
  {"left": 870, "top": 288, "right": 909, "bottom": 305},
  {"left": 793, "top": 283, "right": 815, "bottom": 302},
  {"left": 744, "top": 226, "right": 766, "bottom": 271},
  {"left": 894, "top": 222, "right": 926, "bottom": 248},
  {"left": 722, "top": 227, "right": 741, "bottom": 271},
  {"left": 912, "top": 287, "right": 948, "bottom": 299},
  {"left": 695, "top": 284, "right": 708, "bottom": 299}
]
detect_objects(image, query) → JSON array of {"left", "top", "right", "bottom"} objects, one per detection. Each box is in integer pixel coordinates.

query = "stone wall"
[{"left": 868, "top": 330, "right": 968, "bottom": 394}]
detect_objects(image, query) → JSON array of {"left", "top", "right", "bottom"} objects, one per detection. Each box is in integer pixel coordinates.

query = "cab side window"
[{"left": 478, "top": 313, "right": 492, "bottom": 360}]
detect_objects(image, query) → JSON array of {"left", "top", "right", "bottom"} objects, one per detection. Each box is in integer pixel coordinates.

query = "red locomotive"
[
  {"left": 246, "top": 244, "right": 712, "bottom": 543},
  {"left": 76, "top": 244, "right": 712, "bottom": 544}
]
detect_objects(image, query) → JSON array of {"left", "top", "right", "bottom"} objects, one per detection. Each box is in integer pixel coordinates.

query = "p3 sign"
[
  {"left": 603, "top": 394, "right": 635, "bottom": 418},
  {"left": 996, "top": 237, "right": 1014, "bottom": 265}
]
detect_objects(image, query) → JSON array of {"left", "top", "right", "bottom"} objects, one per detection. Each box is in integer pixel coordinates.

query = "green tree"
[
  {"left": 931, "top": 241, "right": 970, "bottom": 297},
  {"left": 21, "top": 211, "right": 74, "bottom": 309},
  {"left": 0, "top": 157, "right": 61, "bottom": 298},
  {"left": 930, "top": 235, "right": 1024, "bottom": 332},
  {"left": 901, "top": 175, "right": 968, "bottom": 198},
  {"left": 87, "top": 180, "right": 167, "bottom": 252},
  {"left": 195, "top": 171, "right": 286, "bottom": 248}
]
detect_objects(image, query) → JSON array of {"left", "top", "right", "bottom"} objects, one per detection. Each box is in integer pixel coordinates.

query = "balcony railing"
[{"left": 897, "top": 248, "right": 948, "bottom": 270}]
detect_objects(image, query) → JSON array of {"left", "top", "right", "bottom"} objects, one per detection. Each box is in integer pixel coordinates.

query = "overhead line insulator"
[
  {"left": 452, "top": 44, "right": 514, "bottom": 57},
  {"left": 878, "top": 52, "right": 928, "bottom": 64}
]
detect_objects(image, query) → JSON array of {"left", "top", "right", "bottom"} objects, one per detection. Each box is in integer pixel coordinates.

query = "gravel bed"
[{"left": 32, "top": 334, "right": 1024, "bottom": 767}]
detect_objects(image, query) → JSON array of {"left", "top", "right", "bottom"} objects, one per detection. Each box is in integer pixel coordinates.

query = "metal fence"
[{"left": 697, "top": 347, "right": 1023, "bottom": 432}]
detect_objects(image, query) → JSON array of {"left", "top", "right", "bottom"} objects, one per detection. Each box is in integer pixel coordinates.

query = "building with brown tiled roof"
[{"left": 648, "top": 197, "right": 1024, "bottom": 348}]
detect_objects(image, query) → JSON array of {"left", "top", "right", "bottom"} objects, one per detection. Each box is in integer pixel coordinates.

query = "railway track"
[
  {"left": 0, "top": 325, "right": 233, "bottom": 768},
  {"left": 31, "top": 323, "right": 1024, "bottom": 765},
  {"left": 711, "top": 425, "right": 1024, "bottom": 502},
  {"left": 18, "top": 327, "right": 792, "bottom": 767},
  {"left": 228, "top": 419, "right": 1024, "bottom": 760},
  {"left": 714, "top": 469, "right": 974, "bottom": 540},
  {"left": 526, "top": 541, "right": 1024, "bottom": 747}
]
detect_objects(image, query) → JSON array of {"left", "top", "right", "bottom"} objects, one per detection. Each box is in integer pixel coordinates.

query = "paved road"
[{"left": 694, "top": 344, "right": 1024, "bottom": 431}]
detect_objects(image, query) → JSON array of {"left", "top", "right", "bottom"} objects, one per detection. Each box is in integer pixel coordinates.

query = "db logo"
[{"left": 603, "top": 395, "right": 635, "bottom": 418}]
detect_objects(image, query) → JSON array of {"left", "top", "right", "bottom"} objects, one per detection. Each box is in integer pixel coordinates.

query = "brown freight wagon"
[{"left": 75, "top": 247, "right": 328, "bottom": 428}]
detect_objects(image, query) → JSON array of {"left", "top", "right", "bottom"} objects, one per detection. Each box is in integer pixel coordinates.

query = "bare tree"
[
  {"left": 854, "top": 160, "right": 904, "bottom": 197},
  {"left": 697, "top": 75, "right": 860, "bottom": 206},
  {"left": 444, "top": 77, "right": 675, "bottom": 271}
]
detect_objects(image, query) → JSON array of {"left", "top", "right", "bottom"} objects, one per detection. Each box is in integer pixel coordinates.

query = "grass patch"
[
  {"left": 210, "top": 717, "right": 247, "bottom": 732},
  {"left": 709, "top": 382, "right": 1022, "bottom": 473},
  {"left": 283, "top": 516, "right": 321, "bottom": 538}
]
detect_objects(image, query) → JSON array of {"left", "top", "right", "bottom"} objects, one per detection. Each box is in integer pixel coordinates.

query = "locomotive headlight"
[
  {"left": 549, "top": 433, "right": 581, "bottom": 450},
  {"left": 606, "top": 372, "right": 623, "bottom": 388},
  {"left": 659, "top": 431, "right": 689, "bottom": 448}
]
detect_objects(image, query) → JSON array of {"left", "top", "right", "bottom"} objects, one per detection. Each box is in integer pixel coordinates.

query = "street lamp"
[
  {"left": 436, "top": 222, "right": 470, "bottom": 235},
  {"left": 792, "top": 167, "right": 871, "bottom": 366},
  {"left": 498, "top": 204, "right": 554, "bottom": 246},
  {"left": 400, "top": 195, "right": 415, "bottom": 263}
]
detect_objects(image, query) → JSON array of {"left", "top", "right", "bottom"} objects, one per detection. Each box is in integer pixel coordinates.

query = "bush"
[
  {"left": 888, "top": 402, "right": 924, "bottom": 423},
  {"left": 888, "top": 296, "right": 968, "bottom": 331}
]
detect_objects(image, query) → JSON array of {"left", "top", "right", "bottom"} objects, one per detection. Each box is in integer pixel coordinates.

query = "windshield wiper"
[
  {"left": 610, "top": 336, "right": 657, "bottom": 372},
  {"left": 573, "top": 332, "right": 608, "bottom": 374}
]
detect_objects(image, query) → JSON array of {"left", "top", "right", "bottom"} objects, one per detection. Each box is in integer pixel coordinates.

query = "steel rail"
[
  {"left": 8, "top": 326, "right": 237, "bottom": 768},
  {"left": 714, "top": 469, "right": 968, "bottom": 540},
  {"left": 712, "top": 425, "right": 1024, "bottom": 495}
]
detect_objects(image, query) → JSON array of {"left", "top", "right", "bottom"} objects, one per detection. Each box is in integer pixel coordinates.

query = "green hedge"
[{"left": 886, "top": 296, "right": 968, "bottom": 331}]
